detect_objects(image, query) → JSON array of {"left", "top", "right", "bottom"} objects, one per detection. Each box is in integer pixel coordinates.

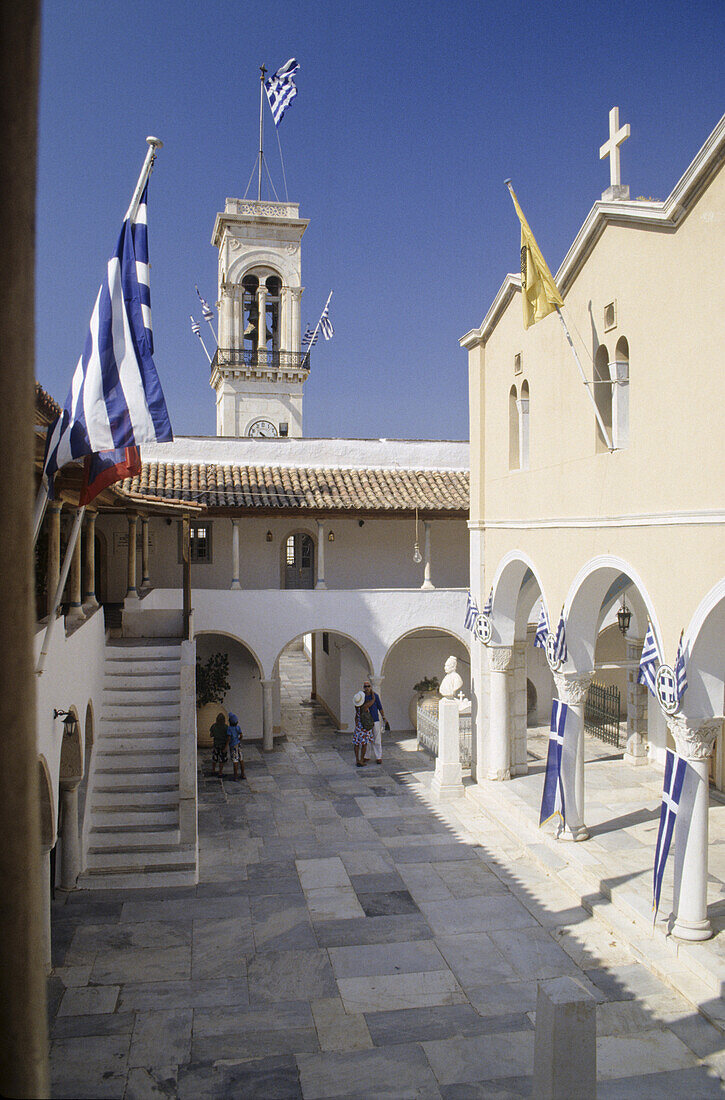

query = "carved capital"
[
  {"left": 667, "top": 715, "right": 721, "bottom": 761},
  {"left": 553, "top": 670, "right": 594, "bottom": 706},
  {"left": 488, "top": 646, "right": 514, "bottom": 673}
]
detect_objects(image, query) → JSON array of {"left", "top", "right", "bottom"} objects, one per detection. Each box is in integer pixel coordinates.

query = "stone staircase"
[{"left": 78, "top": 638, "right": 197, "bottom": 889}]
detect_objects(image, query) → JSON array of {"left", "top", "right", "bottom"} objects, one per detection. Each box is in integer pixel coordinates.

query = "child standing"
[
  {"left": 227, "top": 712, "right": 245, "bottom": 781},
  {"left": 210, "top": 712, "right": 229, "bottom": 778}
]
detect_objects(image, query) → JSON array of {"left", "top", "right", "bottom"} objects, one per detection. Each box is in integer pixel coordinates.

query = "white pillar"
[
  {"left": 40, "top": 847, "right": 52, "bottom": 972},
  {"left": 291, "top": 287, "right": 302, "bottom": 353},
  {"left": 511, "top": 640, "right": 528, "bottom": 776},
  {"left": 468, "top": 526, "right": 486, "bottom": 782},
  {"left": 126, "top": 513, "right": 139, "bottom": 600},
  {"left": 140, "top": 516, "right": 151, "bottom": 589},
  {"left": 431, "top": 698, "right": 464, "bottom": 799},
  {"left": 553, "top": 671, "right": 593, "bottom": 841},
  {"left": 625, "top": 636, "right": 647, "bottom": 765},
  {"left": 261, "top": 679, "right": 274, "bottom": 751},
  {"left": 421, "top": 521, "right": 434, "bottom": 590},
  {"left": 46, "top": 500, "right": 62, "bottom": 616},
  {"left": 670, "top": 715, "right": 720, "bottom": 941},
  {"left": 256, "top": 284, "right": 267, "bottom": 358},
  {"left": 487, "top": 646, "right": 514, "bottom": 780},
  {"left": 59, "top": 782, "right": 80, "bottom": 891},
  {"left": 230, "top": 519, "right": 241, "bottom": 590},
  {"left": 66, "top": 511, "right": 84, "bottom": 625},
  {"left": 315, "top": 520, "right": 327, "bottom": 590},
  {"left": 82, "top": 511, "right": 98, "bottom": 609},
  {"left": 281, "top": 286, "right": 293, "bottom": 351}
]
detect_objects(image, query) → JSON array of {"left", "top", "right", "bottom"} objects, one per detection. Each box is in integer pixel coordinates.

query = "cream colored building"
[{"left": 461, "top": 112, "right": 725, "bottom": 942}]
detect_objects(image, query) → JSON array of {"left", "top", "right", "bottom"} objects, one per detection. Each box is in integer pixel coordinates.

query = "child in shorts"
[
  {"left": 210, "top": 712, "right": 229, "bottom": 778},
  {"left": 227, "top": 712, "right": 245, "bottom": 781}
]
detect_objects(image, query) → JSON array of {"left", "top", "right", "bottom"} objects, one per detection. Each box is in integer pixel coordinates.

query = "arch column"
[
  {"left": 487, "top": 646, "right": 514, "bottom": 781},
  {"left": 82, "top": 511, "right": 98, "bottom": 609},
  {"left": 59, "top": 780, "right": 80, "bottom": 890},
  {"left": 126, "top": 513, "right": 139, "bottom": 600},
  {"left": 290, "top": 287, "right": 303, "bottom": 353},
  {"left": 625, "top": 636, "right": 647, "bottom": 764},
  {"left": 66, "top": 511, "right": 84, "bottom": 625},
  {"left": 281, "top": 286, "right": 293, "bottom": 350},
  {"left": 421, "top": 521, "right": 434, "bottom": 590},
  {"left": 40, "top": 846, "right": 52, "bottom": 972},
  {"left": 140, "top": 516, "right": 151, "bottom": 590},
  {"left": 315, "top": 521, "right": 327, "bottom": 589},
  {"left": 231, "top": 519, "right": 241, "bottom": 589},
  {"left": 553, "top": 670, "right": 593, "bottom": 841},
  {"left": 46, "top": 499, "right": 63, "bottom": 616},
  {"left": 256, "top": 284, "right": 267, "bottom": 358},
  {"left": 669, "top": 715, "right": 720, "bottom": 941},
  {"left": 261, "top": 679, "right": 274, "bottom": 751},
  {"left": 511, "top": 640, "right": 528, "bottom": 776}
]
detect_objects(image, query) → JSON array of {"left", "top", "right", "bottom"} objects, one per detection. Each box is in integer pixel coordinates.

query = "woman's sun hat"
[{"left": 353, "top": 691, "right": 365, "bottom": 707}]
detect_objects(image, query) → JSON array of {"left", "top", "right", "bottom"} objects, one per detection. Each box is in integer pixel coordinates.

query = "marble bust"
[{"left": 439, "top": 656, "right": 463, "bottom": 698}]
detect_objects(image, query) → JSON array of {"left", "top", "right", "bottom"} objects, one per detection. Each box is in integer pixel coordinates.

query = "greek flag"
[
  {"left": 674, "top": 630, "right": 688, "bottom": 705},
  {"left": 553, "top": 612, "right": 567, "bottom": 664},
  {"left": 540, "top": 700, "right": 568, "bottom": 826},
  {"left": 190, "top": 316, "right": 201, "bottom": 338},
  {"left": 320, "top": 300, "right": 334, "bottom": 340},
  {"left": 302, "top": 325, "right": 318, "bottom": 349},
  {"left": 534, "top": 603, "right": 548, "bottom": 649},
  {"left": 42, "top": 181, "right": 172, "bottom": 490},
  {"left": 464, "top": 591, "right": 479, "bottom": 631},
  {"left": 265, "top": 58, "right": 299, "bottom": 127},
  {"left": 195, "top": 285, "right": 214, "bottom": 323},
  {"left": 637, "top": 621, "right": 660, "bottom": 697},
  {"left": 653, "top": 749, "right": 688, "bottom": 917},
  {"left": 483, "top": 587, "right": 493, "bottom": 615}
]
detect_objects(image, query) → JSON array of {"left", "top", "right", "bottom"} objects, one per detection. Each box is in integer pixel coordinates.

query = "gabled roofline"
[{"left": 461, "top": 112, "right": 725, "bottom": 349}]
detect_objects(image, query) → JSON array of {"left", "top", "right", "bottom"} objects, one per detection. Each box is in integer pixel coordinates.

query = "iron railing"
[
  {"left": 584, "top": 681, "right": 621, "bottom": 747},
  {"left": 211, "top": 348, "right": 311, "bottom": 373},
  {"left": 417, "top": 702, "right": 472, "bottom": 767}
]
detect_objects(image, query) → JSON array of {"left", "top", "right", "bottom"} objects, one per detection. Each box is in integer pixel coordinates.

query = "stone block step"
[
  {"left": 93, "top": 788, "right": 179, "bottom": 808},
  {"left": 95, "top": 751, "right": 179, "bottom": 770},
  {"left": 105, "top": 664, "right": 181, "bottom": 680},
  {"left": 96, "top": 735, "right": 179, "bottom": 753},
  {"left": 100, "top": 718, "right": 180, "bottom": 735},
  {"left": 89, "top": 827, "right": 181, "bottom": 849},
  {"left": 94, "top": 779, "right": 178, "bottom": 797},
  {"left": 92, "top": 808, "right": 179, "bottom": 828},
  {"left": 106, "top": 646, "right": 181, "bottom": 661},
  {"left": 77, "top": 866, "right": 198, "bottom": 890},
  {"left": 104, "top": 684, "right": 179, "bottom": 701},
  {"left": 103, "top": 703, "right": 181, "bottom": 719},
  {"left": 85, "top": 845, "right": 196, "bottom": 869}
]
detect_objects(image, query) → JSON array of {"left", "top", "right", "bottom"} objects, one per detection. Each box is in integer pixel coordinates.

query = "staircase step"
[
  {"left": 106, "top": 645, "right": 181, "bottom": 659},
  {"left": 104, "top": 684, "right": 179, "bottom": 699},
  {"left": 100, "top": 718, "right": 180, "bottom": 734},
  {"left": 85, "top": 846, "right": 196, "bottom": 869},
  {"left": 77, "top": 866, "right": 198, "bottom": 889},
  {"left": 96, "top": 751, "right": 179, "bottom": 770},
  {"left": 89, "top": 828, "right": 181, "bottom": 849},
  {"left": 93, "top": 808, "right": 179, "bottom": 828},
  {"left": 104, "top": 701, "right": 180, "bottom": 717},
  {"left": 97, "top": 734, "right": 180, "bottom": 751},
  {"left": 93, "top": 788, "right": 179, "bottom": 808}
]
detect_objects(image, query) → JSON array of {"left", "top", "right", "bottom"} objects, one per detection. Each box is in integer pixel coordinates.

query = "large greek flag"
[
  {"left": 42, "top": 182, "right": 172, "bottom": 490},
  {"left": 320, "top": 300, "right": 334, "bottom": 340},
  {"left": 302, "top": 325, "right": 318, "bottom": 350},
  {"left": 653, "top": 749, "right": 687, "bottom": 917},
  {"left": 265, "top": 58, "right": 299, "bottom": 127},
  {"left": 637, "top": 621, "right": 660, "bottom": 697},
  {"left": 540, "top": 700, "right": 568, "bottom": 826}
]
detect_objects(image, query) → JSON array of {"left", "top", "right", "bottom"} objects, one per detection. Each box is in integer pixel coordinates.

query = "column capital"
[
  {"left": 553, "top": 670, "right": 594, "bottom": 706},
  {"left": 488, "top": 645, "right": 514, "bottom": 673},
  {"left": 667, "top": 715, "right": 721, "bottom": 761}
]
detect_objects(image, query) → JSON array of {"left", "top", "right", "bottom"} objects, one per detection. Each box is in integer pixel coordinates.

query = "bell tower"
[{"left": 210, "top": 198, "right": 309, "bottom": 437}]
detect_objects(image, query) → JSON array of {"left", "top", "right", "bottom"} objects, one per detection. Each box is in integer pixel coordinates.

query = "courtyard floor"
[{"left": 48, "top": 664, "right": 725, "bottom": 1097}]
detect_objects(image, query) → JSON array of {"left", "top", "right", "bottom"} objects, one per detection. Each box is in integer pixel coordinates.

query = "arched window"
[
  {"left": 594, "top": 344, "right": 612, "bottom": 453},
  {"left": 242, "top": 274, "right": 259, "bottom": 353},
  {"left": 509, "top": 385, "right": 519, "bottom": 470},
  {"left": 283, "top": 533, "right": 314, "bottom": 589},
  {"left": 519, "top": 380, "right": 530, "bottom": 470},
  {"left": 613, "top": 336, "right": 629, "bottom": 449}
]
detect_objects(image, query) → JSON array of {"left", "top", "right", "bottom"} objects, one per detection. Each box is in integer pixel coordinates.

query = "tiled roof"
[
  {"left": 119, "top": 462, "right": 469, "bottom": 513},
  {"left": 35, "top": 382, "right": 61, "bottom": 424}
]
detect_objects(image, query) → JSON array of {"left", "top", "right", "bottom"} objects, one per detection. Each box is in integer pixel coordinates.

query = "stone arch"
[
  {"left": 277, "top": 628, "right": 374, "bottom": 734},
  {"left": 228, "top": 249, "right": 297, "bottom": 288},
  {"left": 276, "top": 628, "right": 373, "bottom": 677},
  {"left": 194, "top": 629, "right": 264, "bottom": 677},
  {"left": 683, "top": 579, "right": 725, "bottom": 718},
  {"left": 59, "top": 705, "right": 82, "bottom": 784},
  {"left": 490, "top": 551, "right": 550, "bottom": 647},
  {"left": 38, "top": 755, "right": 55, "bottom": 849},
  {"left": 382, "top": 627, "right": 470, "bottom": 732},
  {"left": 195, "top": 630, "right": 265, "bottom": 741}
]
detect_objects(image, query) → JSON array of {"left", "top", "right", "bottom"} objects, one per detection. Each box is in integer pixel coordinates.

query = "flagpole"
[
  {"left": 32, "top": 483, "right": 49, "bottom": 547},
  {"left": 124, "top": 136, "right": 163, "bottom": 223},
  {"left": 36, "top": 505, "right": 86, "bottom": 674},
  {"left": 555, "top": 306, "right": 614, "bottom": 451},
  {"left": 258, "top": 65, "right": 267, "bottom": 202}
]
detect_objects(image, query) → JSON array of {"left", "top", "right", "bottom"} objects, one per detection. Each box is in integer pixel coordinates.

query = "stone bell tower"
[{"left": 210, "top": 198, "right": 309, "bottom": 437}]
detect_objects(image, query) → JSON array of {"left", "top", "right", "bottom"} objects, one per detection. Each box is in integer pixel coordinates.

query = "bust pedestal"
[{"left": 431, "top": 698, "right": 464, "bottom": 800}]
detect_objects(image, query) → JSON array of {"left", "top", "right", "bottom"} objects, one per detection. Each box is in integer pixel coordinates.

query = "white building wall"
[
  {"left": 382, "top": 632, "right": 470, "bottom": 732},
  {"left": 314, "top": 631, "right": 342, "bottom": 726}
]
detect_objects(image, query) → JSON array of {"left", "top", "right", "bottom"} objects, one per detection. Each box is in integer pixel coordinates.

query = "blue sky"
[{"left": 37, "top": 0, "right": 724, "bottom": 440}]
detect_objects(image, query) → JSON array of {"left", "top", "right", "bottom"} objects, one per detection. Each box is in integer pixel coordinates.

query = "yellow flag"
[{"left": 506, "top": 183, "right": 563, "bottom": 330}]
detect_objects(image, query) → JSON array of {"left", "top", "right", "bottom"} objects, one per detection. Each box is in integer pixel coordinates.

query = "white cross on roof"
[{"left": 599, "top": 106, "right": 630, "bottom": 188}]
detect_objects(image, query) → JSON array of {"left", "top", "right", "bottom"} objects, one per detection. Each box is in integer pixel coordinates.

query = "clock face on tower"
[{"left": 247, "top": 419, "right": 278, "bottom": 438}]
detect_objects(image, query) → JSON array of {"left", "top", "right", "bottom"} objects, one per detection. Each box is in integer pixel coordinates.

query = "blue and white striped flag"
[
  {"left": 302, "top": 325, "right": 318, "bottom": 349},
  {"left": 320, "top": 300, "right": 334, "bottom": 340},
  {"left": 265, "top": 58, "right": 299, "bottom": 127},
  {"left": 482, "top": 588, "right": 493, "bottom": 615},
  {"left": 637, "top": 621, "right": 660, "bottom": 697},
  {"left": 553, "top": 612, "right": 567, "bottom": 664},
  {"left": 42, "top": 181, "right": 172, "bottom": 491},
  {"left": 534, "top": 603, "right": 548, "bottom": 649},
  {"left": 195, "top": 285, "right": 214, "bottom": 323},
  {"left": 653, "top": 749, "right": 688, "bottom": 917},
  {"left": 540, "top": 699, "right": 568, "bottom": 826},
  {"left": 674, "top": 630, "right": 688, "bottom": 706},
  {"left": 464, "top": 591, "right": 479, "bottom": 631}
]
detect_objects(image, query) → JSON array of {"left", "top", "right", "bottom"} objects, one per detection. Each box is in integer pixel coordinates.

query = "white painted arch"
[{"left": 489, "top": 551, "right": 551, "bottom": 646}]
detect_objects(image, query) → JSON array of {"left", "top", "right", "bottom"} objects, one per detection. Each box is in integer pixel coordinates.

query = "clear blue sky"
[{"left": 37, "top": 0, "right": 724, "bottom": 440}]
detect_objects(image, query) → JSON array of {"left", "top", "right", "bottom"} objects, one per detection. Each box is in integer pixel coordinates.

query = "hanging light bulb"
[{"left": 413, "top": 507, "right": 422, "bottom": 563}]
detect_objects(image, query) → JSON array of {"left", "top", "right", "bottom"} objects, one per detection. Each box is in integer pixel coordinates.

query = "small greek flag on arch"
[
  {"left": 482, "top": 588, "right": 493, "bottom": 615},
  {"left": 553, "top": 612, "right": 567, "bottom": 664},
  {"left": 674, "top": 630, "right": 688, "bottom": 706},
  {"left": 637, "top": 621, "right": 660, "bottom": 697},
  {"left": 464, "top": 591, "right": 479, "bottom": 631},
  {"left": 534, "top": 603, "right": 548, "bottom": 649}
]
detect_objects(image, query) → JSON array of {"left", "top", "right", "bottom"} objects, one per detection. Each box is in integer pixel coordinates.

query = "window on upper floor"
[
  {"left": 178, "top": 522, "right": 213, "bottom": 564},
  {"left": 594, "top": 344, "right": 613, "bottom": 453},
  {"left": 519, "top": 380, "right": 530, "bottom": 470},
  {"left": 612, "top": 336, "right": 629, "bottom": 450},
  {"left": 509, "top": 385, "right": 520, "bottom": 470}
]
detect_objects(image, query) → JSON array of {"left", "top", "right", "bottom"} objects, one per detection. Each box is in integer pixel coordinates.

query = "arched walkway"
[{"left": 382, "top": 627, "right": 470, "bottom": 732}]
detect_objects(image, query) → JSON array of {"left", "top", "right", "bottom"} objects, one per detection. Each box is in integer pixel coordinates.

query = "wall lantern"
[
  {"left": 327, "top": 530, "right": 335, "bottom": 542},
  {"left": 265, "top": 530, "right": 273, "bottom": 542},
  {"left": 53, "top": 708, "right": 78, "bottom": 738},
  {"left": 617, "top": 595, "right": 631, "bottom": 637}
]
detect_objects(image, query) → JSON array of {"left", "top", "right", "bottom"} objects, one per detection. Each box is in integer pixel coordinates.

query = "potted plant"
[
  {"left": 410, "top": 675, "right": 440, "bottom": 730},
  {"left": 196, "top": 652, "right": 230, "bottom": 747}
]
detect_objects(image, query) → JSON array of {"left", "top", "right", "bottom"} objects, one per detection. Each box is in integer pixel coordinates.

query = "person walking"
[
  {"left": 362, "top": 679, "right": 387, "bottom": 764},
  {"left": 352, "top": 690, "right": 372, "bottom": 767},
  {"left": 227, "top": 712, "right": 245, "bottom": 781},
  {"left": 210, "top": 712, "right": 229, "bottom": 779}
]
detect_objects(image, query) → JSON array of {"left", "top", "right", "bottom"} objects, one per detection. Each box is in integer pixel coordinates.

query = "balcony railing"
[{"left": 211, "top": 348, "right": 311, "bottom": 374}]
